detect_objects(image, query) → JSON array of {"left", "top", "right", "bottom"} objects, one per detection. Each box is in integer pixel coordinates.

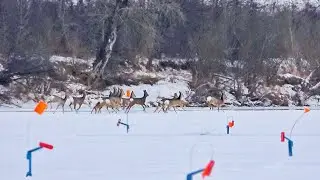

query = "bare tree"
[{"left": 89, "top": 0, "right": 184, "bottom": 86}]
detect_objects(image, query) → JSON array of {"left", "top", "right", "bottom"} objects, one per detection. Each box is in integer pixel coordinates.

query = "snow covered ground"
[{"left": 1, "top": 108, "right": 320, "bottom": 180}]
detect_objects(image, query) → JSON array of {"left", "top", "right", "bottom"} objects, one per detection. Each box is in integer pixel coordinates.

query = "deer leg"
[
  {"left": 69, "top": 102, "right": 73, "bottom": 111},
  {"left": 73, "top": 103, "right": 78, "bottom": 113},
  {"left": 161, "top": 105, "right": 167, "bottom": 113},
  {"left": 154, "top": 104, "right": 161, "bottom": 113},
  {"left": 114, "top": 105, "right": 120, "bottom": 112},
  {"left": 173, "top": 106, "right": 177, "bottom": 113},
  {"left": 125, "top": 105, "right": 130, "bottom": 113},
  {"left": 166, "top": 105, "right": 171, "bottom": 112},
  {"left": 91, "top": 105, "right": 96, "bottom": 114},
  {"left": 62, "top": 104, "right": 65, "bottom": 114},
  {"left": 105, "top": 106, "right": 111, "bottom": 114},
  {"left": 125, "top": 105, "right": 132, "bottom": 113},
  {"left": 53, "top": 104, "right": 60, "bottom": 114},
  {"left": 153, "top": 106, "right": 158, "bottom": 113},
  {"left": 77, "top": 104, "right": 82, "bottom": 111},
  {"left": 161, "top": 104, "right": 167, "bottom": 113},
  {"left": 112, "top": 105, "right": 119, "bottom": 113},
  {"left": 159, "top": 103, "right": 166, "bottom": 113},
  {"left": 141, "top": 104, "right": 146, "bottom": 112},
  {"left": 164, "top": 106, "right": 168, "bottom": 113},
  {"left": 76, "top": 102, "right": 83, "bottom": 111},
  {"left": 106, "top": 107, "right": 110, "bottom": 114}
]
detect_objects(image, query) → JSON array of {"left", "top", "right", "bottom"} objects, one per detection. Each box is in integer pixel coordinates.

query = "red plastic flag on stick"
[
  {"left": 202, "top": 160, "right": 215, "bottom": 179},
  {"left": 39, "top": 142, "right": 54, "bottom": 150}
]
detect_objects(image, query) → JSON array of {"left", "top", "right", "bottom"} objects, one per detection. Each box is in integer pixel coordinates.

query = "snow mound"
[{"left": 50, "top": 55, "right": 94, "bottom": 66}]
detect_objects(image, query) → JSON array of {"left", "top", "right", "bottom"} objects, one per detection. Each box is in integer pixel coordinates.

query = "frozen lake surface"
[{"left": 1, "top": 108, "right": 319, "bottom": 180}]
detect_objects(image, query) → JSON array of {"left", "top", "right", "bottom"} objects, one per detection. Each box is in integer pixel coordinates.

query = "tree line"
[{"left": 0, "top": 0, "right": 320, "bottom": 91}]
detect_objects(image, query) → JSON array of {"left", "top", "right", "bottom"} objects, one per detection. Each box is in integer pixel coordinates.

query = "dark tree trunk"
[{"left": 92, "top": 0, "right": 128, "bottom": 75}]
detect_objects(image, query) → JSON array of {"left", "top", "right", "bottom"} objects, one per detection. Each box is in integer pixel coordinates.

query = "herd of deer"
[{"left": 45, "top": 87, "right": 226, "bottom": 114}]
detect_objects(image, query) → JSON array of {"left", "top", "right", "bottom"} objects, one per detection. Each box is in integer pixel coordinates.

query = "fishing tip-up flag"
[
  {"left": 201, "top": 160, "right": 215, "bottom": 179},
  {"left": 34, "top": 100, "right": 48, "bottom": 115}
]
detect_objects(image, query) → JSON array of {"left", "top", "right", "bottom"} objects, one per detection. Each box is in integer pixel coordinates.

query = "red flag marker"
[
  {"left": 201, "top": 160, "right": 215, "bottom": 179},
  {"left": 39, "top": 142, "right": 54, "bottom": 150},
  {"left": 281, "top": 132, "right": 285, "bottom": 142}
]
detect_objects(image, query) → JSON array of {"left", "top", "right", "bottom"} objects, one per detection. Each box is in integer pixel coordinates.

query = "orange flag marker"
[
  {"left": 34, "top": 100, "right": 47, "bottom": 115},
  {"left": 228, "top": 120, "right": 234, "bottom": 128},
  {"left": 126, "top": 90, "right": 131, "bottom": 97},
  {"left": 304, "top": 106, "right": 310, "bottom": 113}
]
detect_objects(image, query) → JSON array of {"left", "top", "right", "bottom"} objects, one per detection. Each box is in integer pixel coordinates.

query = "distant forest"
[{"left": 1, "top": 0, "right": 320, "bottom": 85}]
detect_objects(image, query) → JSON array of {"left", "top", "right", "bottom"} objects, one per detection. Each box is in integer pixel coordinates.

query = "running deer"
[
  {"left": 206, "top": 92, "right": 225, "bottom": 111},
  {"left": 69, "top": 90, "right": 88, "bottom": 112},
  {"left": 47, "top": 94, "right": 69, "bottom": 113},
  {"left": 105, "top": 87, "right": 124, "bottom": 113},
  {"left": 91, "top": 99, "right": 115, "bottom": 114},
  {"left": 122, "top": 91, "right": 136, "bottom": 109},
  {"left": 91, "top": 88, "right": 122, "bottom": 114},
  {"left": 163, "top": 92, "right": 188, "bottom": 113},
  {"left": 91, "top": 91, "right": 112, "bottom": 114},
  {"left": 154, "top": 92, "right": 179, "bottom": 113},
  {"left": 125, "top": 90, "right": 149, "bottom": 113},
  {"left": 109, "top": 87, "right": 124, "bottom": 112}
]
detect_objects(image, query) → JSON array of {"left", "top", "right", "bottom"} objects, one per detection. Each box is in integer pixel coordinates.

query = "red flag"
[
  {"left": 202, "top": 160, "right": 215, "bottom": 179},
  {"left": 39, "top": 142, "right": 54, "bottom": 150},
  {"left": 281, "top": 132, "right": 285, "bottom": 142}
]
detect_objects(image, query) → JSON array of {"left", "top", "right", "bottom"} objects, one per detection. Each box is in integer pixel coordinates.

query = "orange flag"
[
  {"left": 228, "top": 120, "right": 234, "bottom": 128},
  {"left": 126, "top": 90, "right": 131, "bottom": 97},
  {"left": 34, "top": 100, "right": 47, "bottom": 115},
  {"left": 202, "top": 160, "right": 215, "bottom": 179},
  {"left": 304, "top": 107, "right": 310, "bottom": 113}
]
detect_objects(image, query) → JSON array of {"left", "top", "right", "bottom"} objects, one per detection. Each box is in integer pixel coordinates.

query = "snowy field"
[{"left": 1, "top": 107, "right": 320, "bottom": 180}]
